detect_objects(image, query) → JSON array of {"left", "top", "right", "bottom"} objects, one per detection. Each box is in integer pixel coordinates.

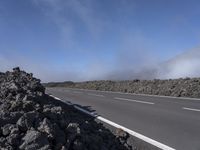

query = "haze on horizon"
[{"left": 0, "top": 0, "right": 200, "bottom": 82}]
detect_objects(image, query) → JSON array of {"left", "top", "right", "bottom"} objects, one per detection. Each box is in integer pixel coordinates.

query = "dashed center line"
[
  {"left": 183, "top": 107, "right": 200, "bottom": 112},
  {"left": 50, "top": 94, "right": 175, "bottom": 150},
  {"left": 88, "top": 93, "right": 105, "bottom": 97},
  {"left": 114, "top": 97, "right": 155, "bottom": 105}
]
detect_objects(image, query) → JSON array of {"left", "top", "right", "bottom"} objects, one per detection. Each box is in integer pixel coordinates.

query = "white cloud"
[
  {"left": 32, "top": 0, "right": 108, "bottom": 49},
  {"left": 104, "top": 47, "right": 200, "bottom": 80},
  {"left": 156, "top": 47, "right": 200, "bottom": 79}
]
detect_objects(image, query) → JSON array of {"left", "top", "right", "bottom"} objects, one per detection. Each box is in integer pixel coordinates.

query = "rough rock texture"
[
  {"left": 45, "top": 78, "right": 200, "bottom": 98},
  {"left": 0, "top": 68, "right": 133, "bottom": 150}
]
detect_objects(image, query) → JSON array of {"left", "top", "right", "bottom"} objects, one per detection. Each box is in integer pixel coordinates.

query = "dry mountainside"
[{"left": 0, "top": 68, "right": 133, "bottom": 150}]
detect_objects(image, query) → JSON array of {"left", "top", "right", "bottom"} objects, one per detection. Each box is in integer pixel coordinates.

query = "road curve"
[{"left": 46, "top": 87, "right": 200, "bottom": 150}]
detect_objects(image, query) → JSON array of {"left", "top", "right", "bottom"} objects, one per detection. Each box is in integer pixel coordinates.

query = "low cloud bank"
[
  {"left": 1, "top": 47, "right": 200, "bottom": 82},
  {"left": 156, "top": 47, "right": 200, "bottom": 79},
  {"left": 101, "top": 47, "right": 200, "bottom": 80}
]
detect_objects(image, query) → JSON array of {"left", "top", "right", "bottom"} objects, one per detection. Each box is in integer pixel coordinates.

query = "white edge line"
[
  {"left": 114, "top": 97, "right": 155, "bottom": 105},
  {"left": 97, "top": 116, "right": 175, "bottom": 150},
  {"left": 49, "top": 94, "right": 175, "bottom": 150},
  {"left": 183, "top": 107, "right": 200, "bottom": 112},
  {"left": 56, "top": 87, "right": 200, "bottom": 101}
]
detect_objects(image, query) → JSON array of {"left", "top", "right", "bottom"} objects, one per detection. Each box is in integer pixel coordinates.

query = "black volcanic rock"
[{"left": 0, "top": 68, "right": 132, "bottom": 150}]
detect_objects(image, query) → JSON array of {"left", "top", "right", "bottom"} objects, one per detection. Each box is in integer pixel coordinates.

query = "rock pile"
[
  {"left": 0, "top": 68, "right": 132, "bottom": 150},
  {"left": 46, "top": 78, "right": 200, "bottom": 98}
]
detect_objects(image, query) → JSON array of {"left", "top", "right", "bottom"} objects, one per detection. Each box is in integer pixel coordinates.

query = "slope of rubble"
[{"left": 0, "top": 68, "right": 132, "bottom": 150}]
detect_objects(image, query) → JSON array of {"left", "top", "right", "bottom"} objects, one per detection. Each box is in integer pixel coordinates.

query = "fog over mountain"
[
  {"left": 1, "top": 47, "right": 200, "bottom": 82},
  {"left": 156, "top": 47, "right": 200, "bottom": 79},
  {"left": 104, "top": 47, "right": 200, "bottom": 80}
]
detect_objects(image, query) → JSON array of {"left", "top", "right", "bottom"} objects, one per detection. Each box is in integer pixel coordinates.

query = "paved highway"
[{"left": 46, "top": 87, "right": 200, "bottom": 150}]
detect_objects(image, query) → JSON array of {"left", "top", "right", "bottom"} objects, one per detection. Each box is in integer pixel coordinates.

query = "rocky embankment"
[
  {"left": 45, "top": 78, "right": 200, "bottom": 98},
  {"left": 0, "top": 68, "right": 132, "bottom": 150}
]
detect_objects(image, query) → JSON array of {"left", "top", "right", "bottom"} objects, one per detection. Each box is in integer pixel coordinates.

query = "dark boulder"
[{"left": 19, "top": 129, "right": 50, "bottom": 150}]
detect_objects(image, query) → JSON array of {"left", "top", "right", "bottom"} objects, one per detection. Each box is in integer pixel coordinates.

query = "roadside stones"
[
  {"left": 6, "top": 127, "right": 21, "bottom": 146},
  {"left": 16, "top": 111, "right": 40, "bottom": 132},
  {"left": 0, "top": 68, "right": 132, "bottom": 150},
  {"left": 1, "top": 124, "right": 15, "bottom": 136},
  {"left": 19, "top": 129, "right": 50, "bottom": 150},
  {"left": 37, "top": 118, "right": 53, "bottom": 135}
]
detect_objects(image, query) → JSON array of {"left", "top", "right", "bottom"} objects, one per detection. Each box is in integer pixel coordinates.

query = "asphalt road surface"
[{"left": 46, "top": 87, "right": 200, "bottom": 150}]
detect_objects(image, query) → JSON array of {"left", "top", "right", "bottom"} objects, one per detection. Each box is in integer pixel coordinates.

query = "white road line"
[
  {"left": 88, "top": 93, "right": 105, "bottom": 97},
  {"left": 53, "top": 96, "right": 61, "bottom": 100},
  {"left": 114, "top": 97, "right": 155, "bottom": 105},
  {"left": 183, "top": 107, "right": 200, "bottom": 112},
  {"left": 97, "top": 116, "right": 175, "bottom": 150},
  {"left": 50, "top": 95, "right": 175, "bottom": 150}
]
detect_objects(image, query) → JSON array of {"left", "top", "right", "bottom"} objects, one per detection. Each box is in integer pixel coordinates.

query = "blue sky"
[{"left": 0, "top": 0, "right": 200, "bottom": 82}]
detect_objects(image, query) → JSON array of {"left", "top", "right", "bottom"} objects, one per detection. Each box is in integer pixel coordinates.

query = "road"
[{"left": 46, "top": 87, "right": 200, "bottom": 150}]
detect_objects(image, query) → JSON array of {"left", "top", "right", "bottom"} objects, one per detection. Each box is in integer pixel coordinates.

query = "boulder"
[{"left": 19, "top": 129, "right": 50, "bottom": 150}]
